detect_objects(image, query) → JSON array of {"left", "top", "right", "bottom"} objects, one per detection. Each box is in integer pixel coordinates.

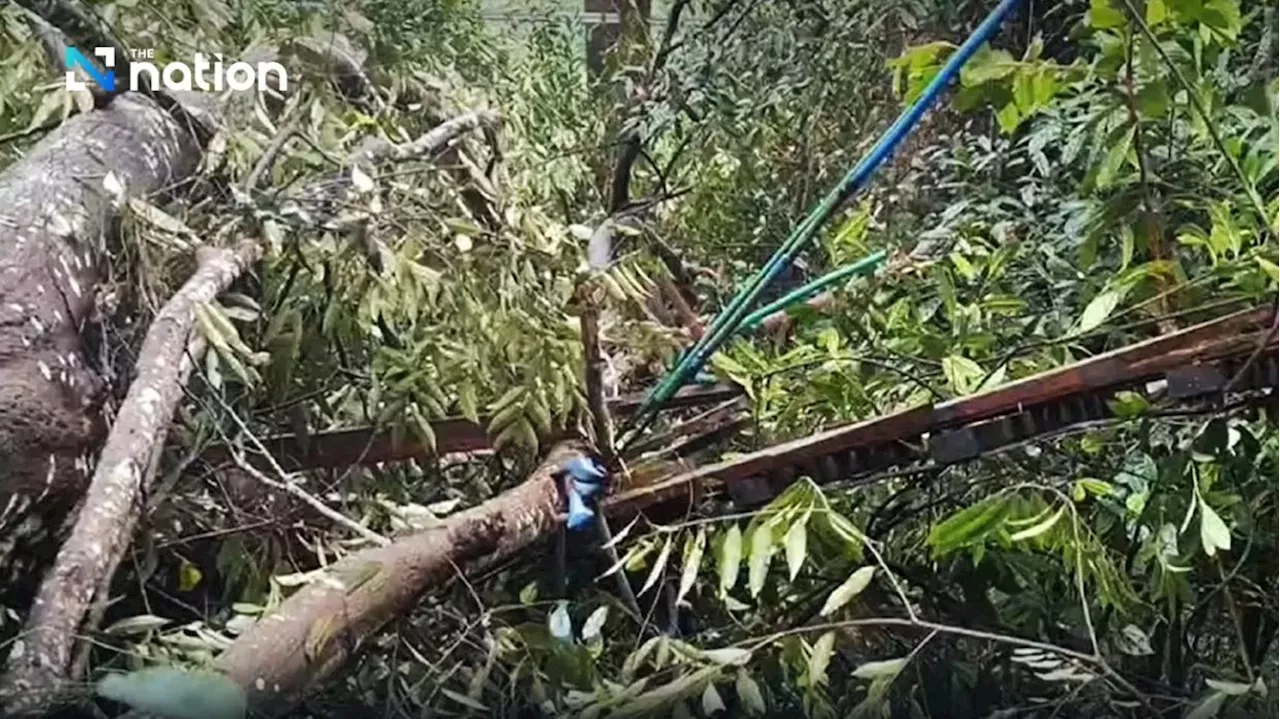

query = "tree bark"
[
  {"left": 205, "top": 444, "right": 581, "bottom": 718},
  {"left": 0, "top": 93, "right": 203, "bottom": 582},
  {"left": 0, "top": 241, "right": 261, "bottom": 716}
]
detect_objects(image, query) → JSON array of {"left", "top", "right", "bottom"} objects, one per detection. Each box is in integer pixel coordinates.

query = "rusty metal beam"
[
  {"left": 199, "top": 382, "right": 742, "bottom": 472},
  {"left": 605, "top": 305, "right": 1278, "bottom": 515}
]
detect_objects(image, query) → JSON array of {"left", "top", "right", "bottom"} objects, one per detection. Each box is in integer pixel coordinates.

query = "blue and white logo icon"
[{"left": 65, "top": 47, "right": 116, "bottom": 92}]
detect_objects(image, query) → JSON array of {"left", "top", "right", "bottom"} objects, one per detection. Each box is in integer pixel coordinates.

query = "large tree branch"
[
  {"left": 0, "top": 241, "right": 261, "bottom": 716},
  {"left": 0, "top": 93, "right": 205, "bottom": 577},
  {"left": 203, "top": 443, "right": 583, "bottom": 718}
]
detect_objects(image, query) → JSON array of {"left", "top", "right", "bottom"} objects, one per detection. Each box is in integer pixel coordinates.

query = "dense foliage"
[{"left": 0, "top": 0, "right": 1275, "bottom": 717}]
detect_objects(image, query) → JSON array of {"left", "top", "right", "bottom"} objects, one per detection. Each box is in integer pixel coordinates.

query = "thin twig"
[
  {"left": 1223, "top": 300, "right": 1278, "bottom": 394},
  {"left": 243, "top": 110, "right": 302, "bottom": 193},
  {"left": 203, "top": 382, "right": 389, "bottom": 546},
  {"left": 740, "top": 616, "right": 1156, "bottom": 714},
  {"left": 229, "top": 449, "right": 389, "bottom": 547},
  {"left": 1215, "top": 556, "right": 1257, "bottom": 683}
]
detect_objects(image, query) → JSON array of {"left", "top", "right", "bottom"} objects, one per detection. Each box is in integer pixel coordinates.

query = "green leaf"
[
  {"left": 1108, "top": 390, "right": 1151, "bottom": 418},
  {"left": 1095, "top": 124, "right": 1135, "bottom": 190},
  {"left": 783, "top": 518, "right": 808, "bottom": 581},
  {"left": 702, "top": 648, "right": 752, "bottom": 666},
  {"left": 677, "top": 528, "right": 707, "bottom": 606},
  {"left": 1078, "top": 289, "right": 1122, "bottom": 333},
  {"left": 1146, "top": 0, "right": 1168, "bottom": 24},
  {"left": 1008, "top": 505, "right": 1064, "bottom": 541},
  {"left": 852, "top": 657, "right": 908, "bottom": 680},
  {"left": 1184, "top": 691, "right": 1227, "bottom": 719},
  {"left": 1255, "top": 256, "right": 1279, "bottom": 282},
  {"left": 820, "top": 566, "right": 876, "bottom": 616},
  {"left": 612, "top": 666, "right": 720, "bottom": 719},
  {"left": 103, "top": 614, "right": 171, "bottom": 636},
  {"left": 747, "top": 524, "right": 775, "bottom": 598},
  {"left": 582, "top": 606, "right": 609, "bottom": 642},
  {"left": 1074, "top": 479, "right": 1114, "bottom": 500},
  {"left": 1136, "top": 79, "right": 1170, "bottom": 116},
  {"left": 1198, "top": 500, "right": 1232, "bottom": 557},
  {"left": 961, "top": 48, "right": 1017, "bottom": 85},
  {"left": 933, "top": 265, "right": 957, "bottom": 319},
  {"left": 718, "top": 525, "right": 743, "bottom": 594},
  {"left": 996, "top": 102, "right": 1022, "bottom": 134},
  {"left": 701, "top": 683, "right": 725, "bottom": 716},
  {"left": 1117, "top": 624, "right": 1154, "bottom": 656},
  {"left": 640, "top": 535, "right": 674, "bottom": 597},
  {"left": 1088, "top": 0, "right": 1126, "bottom": 28},
  {"left": 1203, "top": 679, "right": 1252, "bottom": 696},
  {"left": 942, "top": 355, "right": 986, "bottom": 396},
  {"left": 735, "top": 670, "right": 766, "bottom": 716},
  {"left": 440, "top": 687, "right": 489, "bottom": 712},
  {"left": 808, "top": 632, "right": 836, "bottom": 686},
  {"left": 928, "top": 498, "right": 1010, "bottom": 557}
]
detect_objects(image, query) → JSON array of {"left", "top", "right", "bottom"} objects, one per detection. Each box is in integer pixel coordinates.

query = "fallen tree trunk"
[
  {"left": 0, "top": 241, "right": 261, "bottom": 715},
  {"left": 0, "top": 92, "right": 204, "bottom": 580},
  {"left": 0, "top": 18, "right": 378, "bottom": 586},
  {"left": 0, "top": 105, "right": 521, "bottom": 714},
  {"left": 207, "top": 444, "right": 580, "bottom": 717}
]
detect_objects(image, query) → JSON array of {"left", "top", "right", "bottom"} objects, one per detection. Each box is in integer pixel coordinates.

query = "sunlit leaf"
[
  {"left": 783, "top": 518, "right": 808, "bottom": 581},
  {"left": 852, "top": 657, "right": 908, "bottom": 680},
  {"left": 718, "top": 524, "right": 743, "bottom": 594},
  {"left": 820, "top": 566, "right": 876, "bottom": 616},
  {"left": 1198, "top": 501, "right": 1232, "bottom": 557}
]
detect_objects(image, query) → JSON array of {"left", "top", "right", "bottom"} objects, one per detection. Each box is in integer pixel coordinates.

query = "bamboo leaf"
[
  {"left": 1008, "top": 505, "right": 1064, "bottom": 541},
  {"left": 701, "top": 683, "right": 725, "bottom": 715},
  {"left": 747, "top": 524, "right": 775, "bottom": 598},
  {"left": 702, "top": 648, "right": 752, "bottom": 666},
  {"left": 852, "top": 657, "right": 908, "bottom": 680},
  {"left": 808, "top": 632, "right": 836, "bottom": 685},
  {"left": 1184, "top": 691, "right": 1227, "bottom": 719},
  {"left": 735, "top": 670, "right": 766, "bottom": 716}
]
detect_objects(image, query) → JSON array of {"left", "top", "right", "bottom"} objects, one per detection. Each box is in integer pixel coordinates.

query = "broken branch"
[{"left": 0, "top": 241, "right": 261, "bottom": 715}]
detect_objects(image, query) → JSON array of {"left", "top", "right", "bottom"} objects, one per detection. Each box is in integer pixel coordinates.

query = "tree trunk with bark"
[
  {"left": 206, "top": 444, "right": 580, "bottom": 717},
  {"left": 0, "top": 242, "right": 261, "bottom": 716},
  {"left": 0, "top": 93, "right": 203, "bottom": 586}
]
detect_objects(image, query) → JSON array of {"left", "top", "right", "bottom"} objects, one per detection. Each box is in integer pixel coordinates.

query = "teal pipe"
[{"left": 737, "top": 250, "right": 887, "bottom": 333}]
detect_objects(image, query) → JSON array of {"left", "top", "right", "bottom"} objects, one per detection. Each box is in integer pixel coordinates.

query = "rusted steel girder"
[
  {"left": 606, "top": 305, "right": 1278, "bottom": 514},
  {"left": 198, "top": 382, "right": 742, "bottom": 471}
]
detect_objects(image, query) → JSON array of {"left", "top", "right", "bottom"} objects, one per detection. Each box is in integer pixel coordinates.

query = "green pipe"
[{"left": 737, "top": 250, "right": 887, "bottom": 333}]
